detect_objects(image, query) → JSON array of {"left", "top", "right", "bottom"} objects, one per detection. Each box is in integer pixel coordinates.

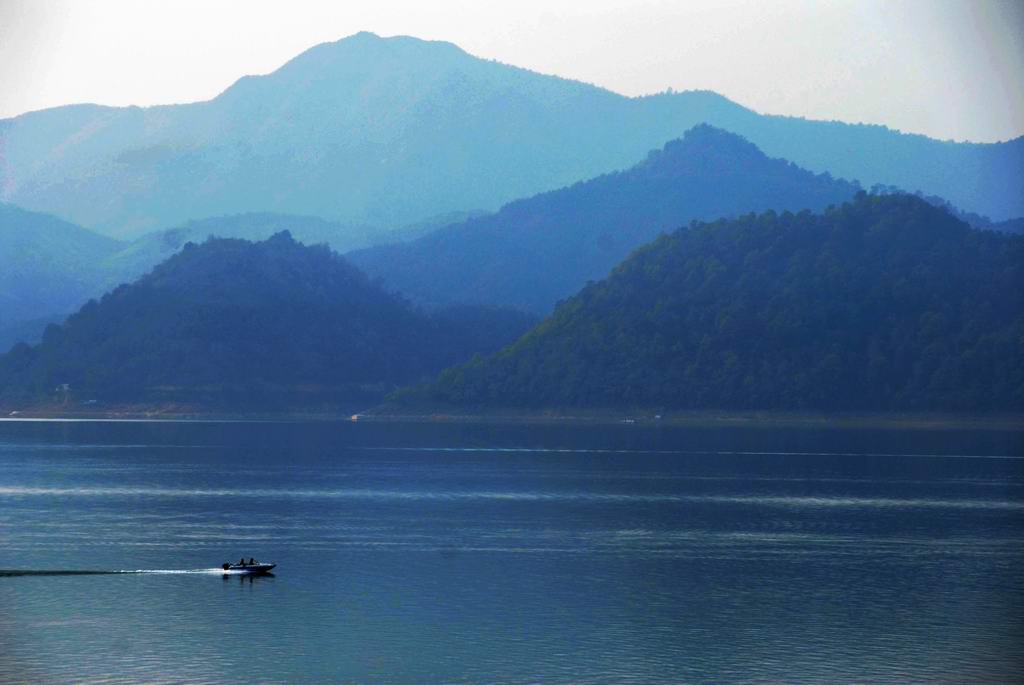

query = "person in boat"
[
  {"left": 249, "top": 557, "right": 256, "bottom": 565},
  {"left": 239, "top": 557, "right": 246, "bottom": 566}
]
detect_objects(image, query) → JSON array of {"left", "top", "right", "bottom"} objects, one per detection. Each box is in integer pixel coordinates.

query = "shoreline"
[
  {"left": 2, "top": 406, "right": 1022, "bottom": 431},
  {"left": 352, "top": 410, "right": 1024, "bottom": 431}
]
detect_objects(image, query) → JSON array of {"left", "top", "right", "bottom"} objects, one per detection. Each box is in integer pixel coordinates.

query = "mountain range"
[
  {"left": 5, "top": 123, "right": 1021, "bottom": 352},
  {"left": 0, "top": 124, "right": 859, "bottom": 345},
  {"left": 2, "top": 31, "right": 1021, "bottom": 416},
  {"left": 2, "top": 31, "right": 1021, "bottom": 242},
  {"left": 4, "top": 192, "right": 1021, "bottom": 413},
  {"left": 349, "top": 125, "right": 862, "bottom": 313}
]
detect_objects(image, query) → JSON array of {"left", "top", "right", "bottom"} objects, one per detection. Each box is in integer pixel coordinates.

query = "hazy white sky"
[{"left": 1, "top": 0, "right": 1021, "bottom": 142}]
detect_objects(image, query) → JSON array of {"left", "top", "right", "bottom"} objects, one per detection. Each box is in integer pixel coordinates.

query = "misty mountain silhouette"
[
  {"left": 0, "top": 203, "right": 121, "bottom": 333},
  {"left": 0, "top": 203, "right": 485, "bottom": 351},
  {"left": 349, "top": 125, "right": 860, "bottom": 313},
  {"left": 2, "top": 32, "right": 1020, "bottom": 239}
]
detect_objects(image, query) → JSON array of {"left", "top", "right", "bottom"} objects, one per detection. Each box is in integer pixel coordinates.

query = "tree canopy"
[
  {"left": 0, "top": 232, "right": 534, "bottom": 407},
  {"left": 412, "top": 194, "right": 1024, "bottom": 412}
]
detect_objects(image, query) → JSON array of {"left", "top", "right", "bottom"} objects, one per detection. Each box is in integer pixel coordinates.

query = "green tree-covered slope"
[
  {"left": 415, "top": 194, "right": 1024, "bottom": 412},
  {"left": 0, "top": 205, "right": 469, "bottom": 351},
  {"left": 0, "top": 232, "right": 534, "bottom": 406}
]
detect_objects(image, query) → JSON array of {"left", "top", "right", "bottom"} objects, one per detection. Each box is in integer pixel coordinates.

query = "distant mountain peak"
[
  {"left": 680, "top": 123, "right": 760, "bottom": 149},
  {"left": 340, "top": 30, "right": 465, "bottom": 52},
  {"left": 643, "top": 125, "right": 768, "bottom": 171},
  {"left": 270, "top": 30, "right": 471, "bottom": 78},
  {"left": 350, "top": 125, "right": 861, "bottom": 313},
  {"left": 266, "top": 229, "right": 295, "bottom": 244}
]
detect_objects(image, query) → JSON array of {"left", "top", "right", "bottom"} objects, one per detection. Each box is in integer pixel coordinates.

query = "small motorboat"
[{"left": 221, "top": 561, "right": 276, "bottom": 575}]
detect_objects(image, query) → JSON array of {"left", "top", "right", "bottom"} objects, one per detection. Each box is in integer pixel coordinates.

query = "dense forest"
[
  {"left": 351, "top": 125, "right": 860, "bottom": 313},
  {"left": 411, "top": 194, "right": 1024, "bottom": 412},
  {"left": 869, "top": 185, "right": 1024, "bottom": 235},
  {"left": 0, "top": 232, "right": 534, "bottom": 407}
]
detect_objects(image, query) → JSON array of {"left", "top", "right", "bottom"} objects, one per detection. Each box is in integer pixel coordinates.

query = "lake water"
[{"left": 0, "top": 419, "right": 1021, "bottom": 683}]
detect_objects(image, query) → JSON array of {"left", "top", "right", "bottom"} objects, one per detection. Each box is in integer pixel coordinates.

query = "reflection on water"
[
  {"left": 0, "top": 420, "right": 1022, "bottom": 683},
  {"left": 224, "top": 573, "right": 276, "bottom": 585}
]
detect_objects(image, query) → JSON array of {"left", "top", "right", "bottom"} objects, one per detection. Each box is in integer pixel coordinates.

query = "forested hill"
[
  {"left": 0, "top": 206, "right": 475, "bottom": 352},
  {"left": 0, "top": 232, "right": 534, "bottom": 406},
  {"left": 350, "top": 125, "right": 860, "bottom": 313},
  {"left": 412, "top": 194, "right": 1024, "bottom": 412}
]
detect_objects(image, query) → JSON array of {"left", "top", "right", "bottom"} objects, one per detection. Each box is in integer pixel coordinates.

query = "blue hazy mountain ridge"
[
  {"left": 106, "top": 212, "right": 382, "bottom": 280},
  {"left": 348, "top": 125, "right": 862, "bottom": 313},
  {"left": 0, "top": 204, "right": 483, "bottom": 352},
  {"left": 102, "top": 208, "right": 489, "bottom": 289},
  {"left": 0, "top": 231, "right": 536, "bottom": 406},
  {"left": 0, "top": 124, "right": 859, "bottom": 347},
  {"left": 1, "top": 32, "right": 1020, "bottom": 240},
  {"left": 0, "top": 203, "right": 121, "bottom": 328},
  {"left": 407, "top": 194, "right": 1023, "bottom": 413},
  {"left": 117, "top": 209, "right": 489, "bottom": 268}
]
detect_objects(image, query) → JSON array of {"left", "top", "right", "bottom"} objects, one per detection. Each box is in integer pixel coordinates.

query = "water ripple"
[{"left": 1, "top": 484, "right": 1021, "bottom": 510}]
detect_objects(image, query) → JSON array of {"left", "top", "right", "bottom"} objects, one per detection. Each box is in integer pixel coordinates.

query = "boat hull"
[{"left": 223, "top": 563, "right": 275, "bottom": 575}]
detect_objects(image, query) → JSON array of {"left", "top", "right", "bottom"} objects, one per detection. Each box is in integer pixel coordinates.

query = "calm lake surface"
[{"left": 0, "top": 419, "right": 1021, "bottom": 684}]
